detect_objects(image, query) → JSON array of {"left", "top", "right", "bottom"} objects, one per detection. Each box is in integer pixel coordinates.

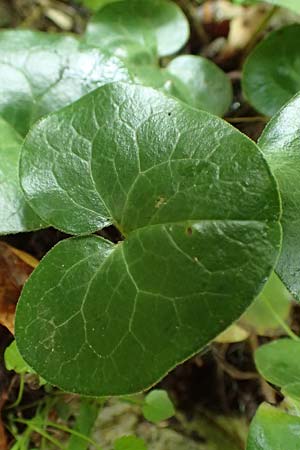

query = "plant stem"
[
  {"left": 175, "top": 0, "right": 209, "bottom": 45},
  {"left": 14, "top": 417, "right": 103, "bottom": 450},
  {"left": 264, "top": 297, "right": 300, "bottom": 341},
  {"left": 226, "top": 116, "right": 268, "bottom": 124},
  {"left": 5, "top": 374, "right": 25, "bottom": 410},
  {"left": 45, "top": 420, "right": 103, "bottom": 450},
  {"left": 14, "top": 419, "right": 65, "bottom": 450},
  {"left": 244, "top": 6, "right": 279, "bottom": 57}
]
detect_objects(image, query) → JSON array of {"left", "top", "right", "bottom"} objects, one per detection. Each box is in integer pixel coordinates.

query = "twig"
[
  {"left": 214, "top": 354, "right": 258, "bottom": 380},
  {"left": 244, "top": 6, "right": 279, "bottom": 57},
  {"left": 226, "top": 116, "right": 269, "bottom": 124},
  {"left": 249, "top": 334, "right": 277, "bottom": 404},
  {"left": 175, "top": 0, "right": 209, "bottom": 45}
]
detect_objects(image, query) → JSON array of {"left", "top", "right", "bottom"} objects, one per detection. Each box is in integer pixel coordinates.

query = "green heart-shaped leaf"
[
  {"left": 20, "top": 82, "right": 280, "bottom": 235},
  {"left": 243, "top": 25, "right": 300, "bottom": 116},
  {"left": 133, "top": 55, "right": 233, "bottom": 116},
  {"left": 142, "top": 389, "right": 175, "bottom": 423},
  {"left": 0, "top": 117, "right": 43, "bottom": 233},
  {"left": 255, "top": 338, "right": 300, "bottom": 399},
  {"left": 0, "top": 30, "right": 131, "bottom": 136},
  {"left": 258, "top": 92, "right": 300, "bottom": 298},
  {"left": 16, "top": 83, "right": 281, "bottom": 395},
  {"left": 247, "top": 403, "right": 300, "bottom": 450},
  {"left": 85, "top": 0, "right": 189, "bottom": 58},
  {"left": 5, "top": 340, "right": 34, "bottom": 375},
  {"left": 166, "top": 55, "right": 232, "bottom": 116}
]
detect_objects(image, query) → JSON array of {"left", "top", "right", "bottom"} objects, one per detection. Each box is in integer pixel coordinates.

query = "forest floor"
[{"left": 0, "top": 1, "right": 299, "bottom": 449}]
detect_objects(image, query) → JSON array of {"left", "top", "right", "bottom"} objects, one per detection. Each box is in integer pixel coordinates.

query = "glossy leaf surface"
[
  {"left": 85, "top": 0, "right": 189, "bottom": 58},
  {"left": 259, "top": 93, "right": 300, "bottom": 298},
  {"left": 17, "top": 83, "right": 281, "bottom": 395},
  {"left": 247, "top": 403, "right": 300, "bottom": 450},
  {"left": 132, "top": 55, "right": 232, "bottom": 116},
  {"left": 0, "top": 30, "right": 131, "bottom": 136},
  {"left": 166, "top": 55, "right": 232, "bottom": 117},
  {"left": 243, "top": 25, "right": 300, "bottom": 116},
  {"left": 0, "top": 117, "right": 43, "bottom": 234},
  {"left": 255, "top": 338, "right": 300, "bottom": 398},
  {"left": 20, "top": 82, "right": 281, "bottom": 235}
]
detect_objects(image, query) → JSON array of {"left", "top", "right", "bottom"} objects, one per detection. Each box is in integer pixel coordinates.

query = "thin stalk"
[
  {"left": 119, "top": 395, "right": 144, "bottom": 406},
  {"left": 244, "top": 6, "right": 279, "bottom": 57},
  {"left": 15, "top": 417, "right": 103, "bottom": 450},
  {"left": 41, "top": 396, "right": 59, "bottom": 450},
  {"left": 226, "top": 116, "right": 269, "bottom": 124},
  {"left": 5, "top": 374, "right": 25, "bottom": 410},
  {"left": 15, "top": 419, "right": 65, "bottom": 450},
  {"left": 45, "top": 420, "right": 103, "bottom": 450},
  {"left": 264, "top": 296, "right": 300, "bottom": 341}
]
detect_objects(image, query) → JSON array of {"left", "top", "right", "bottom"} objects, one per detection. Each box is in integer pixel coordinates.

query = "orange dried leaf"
[{"left": 0, "top": 242, "right": 38, "bottom": 334}]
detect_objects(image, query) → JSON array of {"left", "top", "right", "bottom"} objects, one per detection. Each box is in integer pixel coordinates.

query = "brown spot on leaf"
[
  {"left": 155, "top": 196, "right": 166, "bottom": 209},
  {"left": 186, "top": 227, "right": 193, "bottom": 236}
]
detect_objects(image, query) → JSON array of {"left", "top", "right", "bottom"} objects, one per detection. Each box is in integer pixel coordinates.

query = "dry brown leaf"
[
  {"left": 0, "top": 242, "right": 38, "bottom": 334},
  {"left": 0, "top": 377, "right": 8, "bottom": 450},
  {"left": 227, "top": 4, "right": 270, "bottom": 51},
  {"left": 0, "top": 419, "right": 7, "bottom": 450}
]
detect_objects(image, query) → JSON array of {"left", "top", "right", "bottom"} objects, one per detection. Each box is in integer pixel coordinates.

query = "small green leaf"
[
  {"left": 0, "top": 30, "right": 131, "bottom": 136},
  {"left": 85, "top": 0, "right": 190, "bottom": 58},
  {"left": 16, "top": 83, "right": 281, "bottom": 396},
  {"left": 114, "top": 436, "right": 147, "bottom": 450},
  {"left": 255, "top": 338, "right": 300, "bottom": 398},
  {"left": 243, "top": 25, "right": 300, "bottom": 116},
  {"left": 133, "top": 55, "right": 232, "bottom": 116},
  {"left": 166, "top": 55, "right": 232, "bottom": 117},
  {"left": 142, "top": 389, "right": 175, "bottom": 423},
  {"left": 258, "top": 92, "right": 300, "bottom": 298},
  {"left": 240, "top": 272, "right": 292, "bottom": 335},
  {"left": 0, "top": 117, "right": 43, "bottom": 234},
  {"left": 20, "top": 82, "right": 281, "bottom": 236},
  {"left": 247, "top": 403, "right": 300, "bottom": 450},
  {"left": 4, "top": 340, "right": 34, "bottom": 374}
]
